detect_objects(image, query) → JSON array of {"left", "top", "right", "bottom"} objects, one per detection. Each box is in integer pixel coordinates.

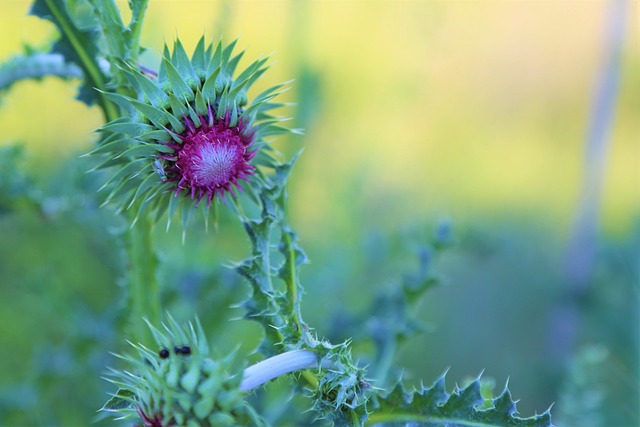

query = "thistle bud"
[
  {"left": 89, "top": 37, "right": 292, "bottom": 227},
  {"left": 310, "top": 343, "right": 371, "bottom": 424},
  {"left": 101, "top": 317, "right": 264, "bottom": 426}
]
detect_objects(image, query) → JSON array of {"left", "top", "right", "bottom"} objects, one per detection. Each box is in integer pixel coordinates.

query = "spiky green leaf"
[
  {"left": 0, "top": 52, "right": 82, "bottom": 95},
  {"left": 201, "top": 64, "right": 223, "bottom": 99},
  {"left": 369, "top": 375, "right": 553, "bottom": 427}
]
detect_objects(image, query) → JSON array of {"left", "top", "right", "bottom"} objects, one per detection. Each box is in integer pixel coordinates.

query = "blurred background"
[{"left": 0, "top": 1, "right": 638, "bottom": 426}]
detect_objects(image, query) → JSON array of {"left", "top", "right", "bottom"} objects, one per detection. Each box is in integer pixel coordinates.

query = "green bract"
[
  {"left": 310, "top": 342, "right": 371, "bottom": 424},
  {"left": 89, "top": 37, "right": 293, "bottom": 229}
]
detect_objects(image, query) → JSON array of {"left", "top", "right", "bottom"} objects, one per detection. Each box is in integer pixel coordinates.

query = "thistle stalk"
[
  {"left": 127, "top": 0, "right": 149, "bottom": 59},
  {"left": 282, "top": 228, "right": 302, "bottom": 326},
  {"left": 126, "top": 211, "right": 160, "bottom": 344}
]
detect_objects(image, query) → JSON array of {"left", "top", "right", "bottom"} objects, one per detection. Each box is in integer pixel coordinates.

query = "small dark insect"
[
  {"left": 159, "top": 348, "right": 170, "bottom": 359},
  {"left": 174, "top": 345, "right": 191, "bottom": 355}
]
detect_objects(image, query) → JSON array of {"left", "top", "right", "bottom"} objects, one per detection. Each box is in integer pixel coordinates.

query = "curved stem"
[
  {"left": 42, "top": 0, "right": 119, "bottom": 122},
  {"left": 0, "top": 53, "right": 82, "bottom": 91},
  {"left": 278, "top": 181, "right": 306, "bottom": 337},
  {"left": 128, "top": 0, "right": 149, "bottom": 58},
  {"left": 240, "top": 350, "right": 318, "bottom": 392}
]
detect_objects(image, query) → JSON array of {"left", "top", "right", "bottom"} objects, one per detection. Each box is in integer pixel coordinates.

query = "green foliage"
[
  {"left": 369, "top": 374, "right": 552, "bottom": 427},
  {"left": 27, "top": 0, "right": 150, "bottom": 117},
  {"left": 233, "top": 151, "right": 374, "bottom": 424},
  {"left": 0, "top": 52, "right": 82, "bottom": 96},
  {"left": 324, "top": 222, "right": 450, "bottom": 389},
  {"left": 84, "top": 1, "right": 126, "bottom": 59},
  {"left": 0, "top": 1, "right": 569, "bottom": 426}
]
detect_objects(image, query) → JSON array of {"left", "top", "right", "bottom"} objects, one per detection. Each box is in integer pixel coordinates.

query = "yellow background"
[{"left": 0, "top": 0, "right": 637, "bottom": 238}]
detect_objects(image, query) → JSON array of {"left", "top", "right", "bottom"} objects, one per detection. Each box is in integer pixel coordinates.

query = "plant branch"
[
  {"left": 128, "top": 0, "right": 150, "bottom": 58},
  {"left": 282, "top": 228, "right": 301, "bottom": 325},
  {"left": 127, "top": 211, "right": 160, "bottom": 345},
  {"left": 0, "top": 53, "right": 82, "bottom": 92}
]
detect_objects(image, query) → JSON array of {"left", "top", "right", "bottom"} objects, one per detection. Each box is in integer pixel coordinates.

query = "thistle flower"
[
  {"left": 102, "top": 317, "right": 264, "bottom": 426},
  {"left": 89, "top": 37, "right": 292, "bottom": 226}
]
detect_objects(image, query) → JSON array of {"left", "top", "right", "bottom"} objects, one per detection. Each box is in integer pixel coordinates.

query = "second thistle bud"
[
  {"left": 101, "top": 317, "right": 263, "bottom": 426},
  {"left": 310, "top": 342, "right": 371, "bottom": 424}
]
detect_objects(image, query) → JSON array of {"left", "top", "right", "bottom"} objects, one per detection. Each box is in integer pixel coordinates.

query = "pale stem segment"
[{"left": 240, "top": 349, "right": 318, "bottom": 392}]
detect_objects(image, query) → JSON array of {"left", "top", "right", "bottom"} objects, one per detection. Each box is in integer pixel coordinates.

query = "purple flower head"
[
  {"left": 161, "top": 112, "right": 256, "bottom": 207},
  {"left": 92, "top": 37, "right": 293, "bottom": 228},
  {"left": 135, "top": 406, "right": 172, "bottom": 427}
]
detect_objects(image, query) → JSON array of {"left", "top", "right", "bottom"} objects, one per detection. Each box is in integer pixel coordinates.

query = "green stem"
[
  {"left": 43, "top": 0, "right": 119, "bottom": 122},
  {"left": 86, "top": 0, "right": 131, "bottom": 92},
  {"left": 270, "top": 326, "right": 319, "bottom": 390},
  {"left": 231, "top": 197, "right": 275, "bottom": 293},
  {"left": 278, "top": 226, "right": 321, "bottom": 391},
  {"left": 282, "top": 229, "right": 301, "bottom": 323},
  {"left": 128, "top": 0, "right": 149, "bottom": 58},
  {"left": 127, "top": 211, "right": 160, "bottom": 344},
  {"left": 235, "top": 194, "right": 319, "bottom": 390},
  {"left": 278, "top": 182, "right": 305, "bottom": 335}
]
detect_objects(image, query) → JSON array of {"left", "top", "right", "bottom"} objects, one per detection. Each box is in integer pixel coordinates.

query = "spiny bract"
[
  {"left": 309, "top": 342, "right": 371, "bottom": 424},
  {"left": 101, "top": 317, "right": 264, "bottom": 426},
  {"left": 90, "top": 37, "right": 292, "bottom": 227}
]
